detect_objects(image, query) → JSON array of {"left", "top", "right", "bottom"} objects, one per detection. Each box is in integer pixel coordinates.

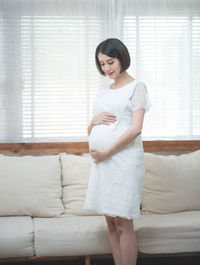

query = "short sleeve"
[{"left": 130, "top": 82, "right": 152, "bottom": 113}]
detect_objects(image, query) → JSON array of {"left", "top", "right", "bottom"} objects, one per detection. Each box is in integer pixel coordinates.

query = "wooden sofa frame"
[{"left": 0, "top": 140, "right": 200, "bottom": 265}]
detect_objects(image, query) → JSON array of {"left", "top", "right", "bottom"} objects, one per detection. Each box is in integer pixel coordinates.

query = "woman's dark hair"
[{"left": 95, "top": 38, "right": 130, "bottom": 75}]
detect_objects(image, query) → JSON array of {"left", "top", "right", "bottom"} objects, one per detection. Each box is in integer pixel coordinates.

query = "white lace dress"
[{"left": 83, "top": 79, "right": 152, "bottom": 219}]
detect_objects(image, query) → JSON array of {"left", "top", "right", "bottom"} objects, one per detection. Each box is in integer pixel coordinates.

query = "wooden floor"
[{"left": 1, "top": 254, "right": 200, "bottom": 265}]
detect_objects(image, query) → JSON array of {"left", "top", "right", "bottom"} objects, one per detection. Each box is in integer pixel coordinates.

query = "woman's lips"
[{"left": 108, "top": 72, "right": 114, "bottom": 76}]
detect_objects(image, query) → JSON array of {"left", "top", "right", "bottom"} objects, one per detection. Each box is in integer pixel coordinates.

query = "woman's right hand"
[{"left": 91, "top": 112, "right": 117, "bottom": 126}]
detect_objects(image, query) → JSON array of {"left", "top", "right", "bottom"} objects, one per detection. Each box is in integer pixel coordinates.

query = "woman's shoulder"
[
  {"left": 134, "top": 80, "right": 148, "bottom": 92},
  {"left": 129, "top": 80, "right": 149, "bottom": 100},
  {"left": 134, "top": 80, "right": 146, "bottom": 87}
]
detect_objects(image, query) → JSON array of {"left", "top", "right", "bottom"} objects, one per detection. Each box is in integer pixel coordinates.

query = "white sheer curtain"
[{"left": 0, "top": 0, "right": 199, "bottom": 143}]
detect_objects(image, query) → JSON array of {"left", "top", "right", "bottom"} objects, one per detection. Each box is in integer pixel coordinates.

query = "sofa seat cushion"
[
  {"left": 0, "top": 216, "right": 34, "bottom": 258},
  {"left": 134, "top": 211, "right": 200, "bottom": 254},
  {"left": 34, "top": 215, "right": 111, "bottom": 256}
]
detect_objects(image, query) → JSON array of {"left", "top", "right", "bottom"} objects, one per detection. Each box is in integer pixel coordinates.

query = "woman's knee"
[
  {"left": 114, "top": 216, "right": 134, "bottom": 234},
  {"left": 104, "top": 215, "right": 117, "bottom": 233}
]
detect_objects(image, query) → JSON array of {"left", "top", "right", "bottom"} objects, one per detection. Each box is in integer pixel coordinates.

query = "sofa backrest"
[
  {"left": 142, "top": 150, "right": 200, "bottom": 214},
  {"left": 0, "top": 155, "right": 64, "bottom": 217},
  {"left": 0, "top": 141, "right": 199, "bottom": 218}
]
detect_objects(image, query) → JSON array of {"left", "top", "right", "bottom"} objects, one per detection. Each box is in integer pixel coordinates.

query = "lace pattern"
[
  {"left": 130, "top": 82, "right": 152, "bottom": 113},
  {"left": 84, "top": 80, "right": 150, "bottom": 220}
]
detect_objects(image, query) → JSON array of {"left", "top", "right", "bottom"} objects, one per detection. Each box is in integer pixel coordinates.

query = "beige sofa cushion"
[
  {"left": 34, "top": 215, "right": 110, "bottom": 256},
  {"left": 0, "top": 216, "right": 34, "bottom": 258},
  {"left": 142, "top": 150, "right": 200, "bottom": 214},
  {"left": 59, "top": 153, "right": 100, "bottom": 216},
  {"left": 33, "top": 211, "right": 200, "bottom": 256},
  {"left": 134, "top": 211, "right": 200, "bottom": 254},
  {"left": 0, "top": 155, "right": 64, "bottom": 217}
]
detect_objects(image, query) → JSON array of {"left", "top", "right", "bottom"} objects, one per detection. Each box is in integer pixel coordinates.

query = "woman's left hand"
[{"left": 89, "top": 148, "right": 111, "bottom": 163}]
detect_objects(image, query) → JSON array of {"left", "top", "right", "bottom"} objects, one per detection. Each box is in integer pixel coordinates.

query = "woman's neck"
[{"left": 111, "top": 71, "right": 134, "bottom": 89}]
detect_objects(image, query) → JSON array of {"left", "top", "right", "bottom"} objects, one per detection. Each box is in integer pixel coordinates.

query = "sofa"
[{"left": 0, "top": 149, "right": 200, "bottom": 264}]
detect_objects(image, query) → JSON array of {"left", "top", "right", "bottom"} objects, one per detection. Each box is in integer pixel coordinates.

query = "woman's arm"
[
  {"left": 87, "top": 121, "right": 94, "bottom": 136},
  {"left": 107, "top": 108, "right": 145, "bottom": 156}
]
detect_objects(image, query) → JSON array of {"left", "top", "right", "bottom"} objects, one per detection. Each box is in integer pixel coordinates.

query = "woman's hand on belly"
[
  {"left": 92, "top": 112, "right": 117, "bottom": 126},
  {"left": 89, "top": 148, "right": 111, "bottom": 163},
  {"left": 88, "top": 112, "right": 116, "bottom": 136}
]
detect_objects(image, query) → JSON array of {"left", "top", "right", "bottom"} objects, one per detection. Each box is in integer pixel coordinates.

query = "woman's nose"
[{"left": 105, "top": 64, "right": 111, "bottom": 71}]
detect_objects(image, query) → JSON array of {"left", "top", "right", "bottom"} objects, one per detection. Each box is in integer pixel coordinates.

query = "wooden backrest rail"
[{"left": 0, "top": 140, "right": 199, "bottom": 155}]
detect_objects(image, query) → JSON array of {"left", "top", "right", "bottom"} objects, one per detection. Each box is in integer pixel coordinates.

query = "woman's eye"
[{"left": 100, "top": 62, "right": 113, "bottom": 66}]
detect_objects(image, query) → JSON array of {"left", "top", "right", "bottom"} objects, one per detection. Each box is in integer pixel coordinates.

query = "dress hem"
[{"left": 83, "top": 205, "right": 141, "bottom": 220}]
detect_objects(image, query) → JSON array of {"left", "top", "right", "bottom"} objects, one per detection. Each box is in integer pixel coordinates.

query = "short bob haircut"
[{"left": 95, "top": 38, "right": 130, "bottom": 75}]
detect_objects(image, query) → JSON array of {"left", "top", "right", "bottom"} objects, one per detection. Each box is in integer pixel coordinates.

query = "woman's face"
[{"left": 98, "top": 52, "right": 121, "bottom": 79}]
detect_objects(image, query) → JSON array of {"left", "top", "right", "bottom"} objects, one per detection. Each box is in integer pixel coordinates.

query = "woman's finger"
[
  {"left": 107, "top": 118, "right": 117, "bottom": 122},
  {"left": 105, "top": 113, "right": 117, "bottom": 118},
  {"left": 90, "top": 148, "right": 96, "bottom": 152}
]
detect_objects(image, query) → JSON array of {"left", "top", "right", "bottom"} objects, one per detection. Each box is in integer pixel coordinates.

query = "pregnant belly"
[{"left": 89, "top": 123, "right": 125, "bottom": 150}]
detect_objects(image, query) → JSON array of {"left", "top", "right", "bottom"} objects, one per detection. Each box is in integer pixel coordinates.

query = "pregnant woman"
[{"left": 83, "top": 38, "right": 151, "bottom": 265}]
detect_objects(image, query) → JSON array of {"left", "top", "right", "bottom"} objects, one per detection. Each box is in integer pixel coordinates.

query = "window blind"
[
  {"left": 0, "top": 0, "right": 200, "bottom": 142},
  {"left": 124, "top": 16, "right": 200, "bottom": 138},
  {"left": 0, "top": 15, "right": 102, "bottom": 142},
  {"left": 21, "top": 16, "right": 102, "bottom": 141}
]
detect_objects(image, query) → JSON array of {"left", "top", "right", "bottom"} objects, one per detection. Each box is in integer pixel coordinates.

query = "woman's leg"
[
  {"left": 115, "top": 217, "right": 138, "bottom": 265},
  {"left": 104, "top": 215, "right": 123, "bottom": 265}
]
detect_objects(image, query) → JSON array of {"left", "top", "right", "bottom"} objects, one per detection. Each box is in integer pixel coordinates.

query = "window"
[
  {"left": 124, "top": 16, "right": 200, "bottom": 138},
  {"left": 0, "top": 0, "right": 199, "bottom": 142}
]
